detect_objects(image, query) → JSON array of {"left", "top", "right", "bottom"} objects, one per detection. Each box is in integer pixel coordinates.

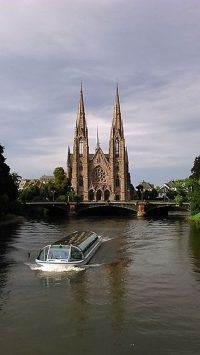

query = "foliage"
[
  {"left": 18, "top": 167, "right": 72, "bottom": 203},
  {"left": 56, "top": 195, "right": 68, "bottom": 202},
  {"left": 190, "top": 155, "right": 200, "bottom": 180},
  {"left": 188, "top": 212, "right": 200, "bottom": 224},
  {"left": 11, "top": 172, "right": 22, "bottom": 188},
  {"left": 189, "top": 155, "right": 200, "bottom": 215},
  {"left": 53, "top": 167, "right": 70, "bottom": 194},
  {"left": 171, "top": 178, "right": 192, "bottom": 204},
  {"left": 190, "top": 180, "right": 200, "bottom": 215},
  {"left": 135, "top": 184, "right": 143, "bottom": 200},
  {"left": 149, "top": 188, "right": 158, "bottom": 200},
  {"left": 0, "top": 144, "right": 19, "bottom": 216},
  {"left": 19, "top": 186, "right": 40, "bottom": 202}
]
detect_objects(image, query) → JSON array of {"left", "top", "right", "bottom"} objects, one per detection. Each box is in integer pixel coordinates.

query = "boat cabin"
[{"left": 36, "top": 230, "right": 101, "bottom": 264}]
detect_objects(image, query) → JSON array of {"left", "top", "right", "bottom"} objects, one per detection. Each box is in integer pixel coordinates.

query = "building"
[
  {"left": 158, "top": 180, "right": 177, "bottom": 199},
  {"left": 139, "top": 180, "right": 154, "bottom": 192},
  {"left": 66, "top": 85, "right": 131, "bottom": 202}
]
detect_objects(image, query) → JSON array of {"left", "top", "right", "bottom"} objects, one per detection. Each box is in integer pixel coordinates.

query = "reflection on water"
[
  {"left": 0, "top": 216, "right": 200, "bottom": 354},
  {"left": 189, "top": 225, "right": 200, "bottom": 275}
]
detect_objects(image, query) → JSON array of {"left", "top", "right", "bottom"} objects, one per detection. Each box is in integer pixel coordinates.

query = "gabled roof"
[
  {"left": 90, "top": 146, "right": 110, "bottom": 168},
  {"left": 139, "top": 180, "right": 154, "bottom": 190}
]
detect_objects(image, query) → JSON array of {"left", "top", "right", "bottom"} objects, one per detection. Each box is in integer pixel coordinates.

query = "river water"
[{"left": 0, "top": 214, "right": 200, "bottom": 355}]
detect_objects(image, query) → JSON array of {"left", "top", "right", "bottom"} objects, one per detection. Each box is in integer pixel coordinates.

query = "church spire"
[
  {"left": 96, "top": 125, "right": 100, "bottom": 150},
  {"left": 111, "top": 84, "right": 124, "bottom": 138},
  {"left": 76, "top": 83, "right": 87, "bottom": 137}
]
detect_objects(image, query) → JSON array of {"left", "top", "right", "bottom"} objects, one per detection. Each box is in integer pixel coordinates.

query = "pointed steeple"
[
  {"left": 76, "top": 83, "right": 87, "bottom": 137},
  {"left": 114, "top": 83, "right": 121, "bottom": 118},
  {"left": 96, "top": 125, "right": 100, "bottom": 150},
  {"left": 111, "top": 84, "right": 124, "bottom": 138}
]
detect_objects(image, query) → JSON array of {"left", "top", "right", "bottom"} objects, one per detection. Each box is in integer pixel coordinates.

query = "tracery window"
[{"left": 93, "top": 166, "right": 106, "bottom": 183}]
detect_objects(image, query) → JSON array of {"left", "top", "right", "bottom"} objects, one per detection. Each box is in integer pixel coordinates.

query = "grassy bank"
[{"left": 188, "top": 212, "right": 200, "bottom": 226}]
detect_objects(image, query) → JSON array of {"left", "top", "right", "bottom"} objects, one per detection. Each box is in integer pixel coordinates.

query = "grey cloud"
[{"left": 1, "top": 0, "right": 200, "bottom": 185}]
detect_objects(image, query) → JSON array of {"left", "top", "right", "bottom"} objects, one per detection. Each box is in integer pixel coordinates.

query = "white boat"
[{"left": 35, "top": 230, "right": 102, "bottom": 267}]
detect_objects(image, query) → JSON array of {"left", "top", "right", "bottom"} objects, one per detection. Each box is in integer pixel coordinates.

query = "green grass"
[{"left": 188, "top": 212, "right": 200, "bottom": 226}]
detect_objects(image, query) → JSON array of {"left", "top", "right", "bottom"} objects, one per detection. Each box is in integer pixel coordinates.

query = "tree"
[
  {"left": 172, "top": 179, "right": 191, "bottom": 204},
  {"left": 136, "top": 184, "right": 143, "bottom": 200},
  {"left": 190, "top": 181, "right": 200, "bottom": 215},
  {"left": 190, "top": 155, "right": 200, "bottom": 180},
  {"left": 19, "top": 186, "right": 40, "bottom": 203},
  {"left": 189, "top": 155, "right": 200, "bottom": 215},
  {"left": 0, "top": 144, "right": 18, "bottom": 215},
  {"left": 53, "top": 167, "right": 70, "bottom": 196},
  {"left": 149, "top": 188, "right": 158, "bottom": 200}
]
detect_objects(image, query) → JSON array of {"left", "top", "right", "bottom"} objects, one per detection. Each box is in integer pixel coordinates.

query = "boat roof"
[{"left": 52, "top": 230, "right": 98, "bottom": 247}]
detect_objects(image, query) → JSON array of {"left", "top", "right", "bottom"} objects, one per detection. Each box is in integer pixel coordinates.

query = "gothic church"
[{"left": 66, "top": 85, "right": 131, "bottom": 202}]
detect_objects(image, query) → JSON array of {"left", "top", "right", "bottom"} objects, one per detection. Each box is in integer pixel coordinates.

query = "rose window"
[{"left": 93, "top": 166, "right": 106, "bottom": 182}]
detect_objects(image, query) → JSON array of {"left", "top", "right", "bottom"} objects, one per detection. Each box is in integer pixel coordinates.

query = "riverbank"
[
  {"left": 0, "top": 214, "right": 25, "bottom": 227},
  {"left": 188, "top": 212, "right": 200, "bottom": 226}
]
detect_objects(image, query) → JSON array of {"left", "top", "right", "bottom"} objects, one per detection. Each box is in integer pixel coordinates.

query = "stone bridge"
[{"left": 26, "top": 201, "right": 190, "bottom": 217}]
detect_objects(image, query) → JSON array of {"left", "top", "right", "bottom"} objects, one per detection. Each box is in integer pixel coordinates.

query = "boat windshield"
[
  {"left": 48, "top": 245, "right": 70, "bottom": 260},
  {"left": 37, "top": 246, "right": 50, "bottom": 261}
]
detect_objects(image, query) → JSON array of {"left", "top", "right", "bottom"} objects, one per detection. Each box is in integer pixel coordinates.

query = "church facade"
[{"left": 66, "top": 85, "right": 131, "bottom": 202}]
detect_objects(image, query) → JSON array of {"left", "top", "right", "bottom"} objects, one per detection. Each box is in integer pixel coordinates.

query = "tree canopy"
[
  {"left": 0, "top": 144, "right": 18, "bottom": 216},
  {"left": 190, "top": 155, "right": 200, "bottom": 180},
  {"left": 189, "top": 155, "right": 200, "bottom": 215}
]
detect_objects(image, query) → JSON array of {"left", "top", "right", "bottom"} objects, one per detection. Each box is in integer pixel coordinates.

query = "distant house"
[
  {"left": 139, "top": 180, "right": 154, "bottom": 191},
  {"left": 135, "top": 180, "right": 156, "bottom": 200},
  {"left": 18, "top": 179, "right": 31, "bottom": 190},
  {"left": 158, "top": 180, "right": 177, "bottom": 199},
  {"left": 40, "top": 175, "right": 54, "bottom": 184}
]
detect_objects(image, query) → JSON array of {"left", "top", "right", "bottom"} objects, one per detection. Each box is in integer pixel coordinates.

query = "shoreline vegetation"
[
  {"left": 188, "top": 213, "right": 200, "bottom": 226},
  {"left": 0, "top": 214, "right": 25, "bottom": 227}
]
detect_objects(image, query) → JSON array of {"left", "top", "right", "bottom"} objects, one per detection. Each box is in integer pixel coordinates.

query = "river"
[{"left": 0, "top": 214, "right": 200, "bottom": 355}]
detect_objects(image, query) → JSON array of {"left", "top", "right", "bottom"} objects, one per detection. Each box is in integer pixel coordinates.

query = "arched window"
[
  {"left": 79, "top": 138, "right": 83, "bottom": 155},
  {"left": 104, "top": 190, "right": 110, "bottom": 201},
  {"left": 88, "top": 190, "right": 94, "bottom": 201},
  {"left": 115, "top": 193, "right": 120, "bottom": 201},
  {"left": 115, "top": 138, "right": 119, "bottom": 157},
  {"left": 96, "top": 190, "right": 102, "bottom": 201},
  {"left": 79, "top": 175, "right": 83, "bottom": 187},
  {"left": 116, "top": 175, "right": 120, "bottom": 187}
]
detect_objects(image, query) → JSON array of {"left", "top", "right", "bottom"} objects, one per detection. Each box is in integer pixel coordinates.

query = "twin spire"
[
  {"left": 76, "top": 83, "right": 124, "bottom": 144},
  {"left": 76, "top": 82, "right": 87, "bottom": 136}
]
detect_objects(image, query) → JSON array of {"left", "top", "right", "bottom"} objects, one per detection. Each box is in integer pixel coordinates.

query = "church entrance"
[
  {"left": 88, "top": 190, "right": 94, "bottom": 201},
  {"left": 96, "top": 190, "right": 102, "bottom": 201},
  {"left": 104, "top": 190, "right": 110, "bottom": 201}
]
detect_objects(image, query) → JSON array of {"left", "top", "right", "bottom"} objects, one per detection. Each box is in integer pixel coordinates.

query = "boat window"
[
  {"left": 70, "top": 246, "right": 83, "bottom": 261},
  {"left": 37, "top": 246, "right": 49, "bottom": 261},
  {"left": 78, "top": 233, "right": 98, "bottom": 255},
  {"left": 48, "top": 245, "right": 70, "bottom": 260}
]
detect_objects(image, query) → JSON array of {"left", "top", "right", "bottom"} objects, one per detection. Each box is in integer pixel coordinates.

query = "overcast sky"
[{"left": 1, "top": 0, "right": 200, "bottom": 186}]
